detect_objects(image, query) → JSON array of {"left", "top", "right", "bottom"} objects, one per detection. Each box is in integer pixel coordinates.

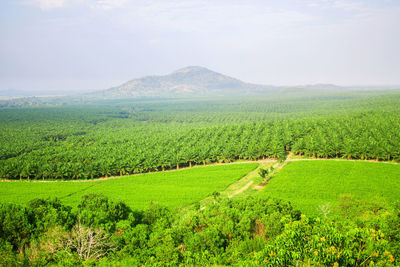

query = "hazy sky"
[{"left": 1, "top": 0, "right": 400, "bottom": 93}]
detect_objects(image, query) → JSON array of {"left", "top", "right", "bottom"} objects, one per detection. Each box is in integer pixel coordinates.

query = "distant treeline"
[{"left": 0, "top": 93, "right": 399, "bottom": 180}]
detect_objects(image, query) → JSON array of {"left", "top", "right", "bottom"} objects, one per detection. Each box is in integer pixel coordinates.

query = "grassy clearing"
[
  {"left": 260, "top": 160, "right": 400, "bottom": 216},
  {"left": 0, "top": 163, "right": 257, "bottom": 210}
]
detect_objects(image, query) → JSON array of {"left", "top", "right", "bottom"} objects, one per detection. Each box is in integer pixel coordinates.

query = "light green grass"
[
  {"left": 0, "top": 163, "right": 257, "bottom": 210},
  {"left": 261, "top": 160, "right": 400, "bottom": 216}
]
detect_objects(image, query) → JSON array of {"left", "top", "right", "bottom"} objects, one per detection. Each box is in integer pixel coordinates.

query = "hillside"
[{"left": 91, "top": 66, "right": 279, "bottom": 98}]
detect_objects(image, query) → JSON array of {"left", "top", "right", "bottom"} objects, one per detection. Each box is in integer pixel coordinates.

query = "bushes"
[
  {"left": 258, "top": 216, "right": 395, "bottom": 266},
  {"left": 0, "top": 203, "right": 34, "bottom": 250},
  {"left": 0, "top": 194, "right": 399, "bottom": 266},
  {"left": 0, "top": 239, "right": 19, "bottom": 266},
  {"left": 28, "top": 198, "right": 75, "bottom": 232},
  {"left": 77, "top": 194, "right": 132, "bottom": 232}
]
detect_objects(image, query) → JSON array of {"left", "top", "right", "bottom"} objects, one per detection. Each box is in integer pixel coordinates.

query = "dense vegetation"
[
  {"left": 0, "top": 163, "right": 257, "bottom": 210},
  {"left": 1, "top": 194, "right": 399, "bottom": 266},
  {"left": 1, "top": 91, "right": 400, "bottom": 265},
  {"left": 261, "top": 160, "right": 400, "bottom": 215},
  {"left": 1, "top": 91, "right": 400, "bottom": 180}
]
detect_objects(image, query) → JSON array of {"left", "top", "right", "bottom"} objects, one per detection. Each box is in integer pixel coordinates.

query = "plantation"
[
  {"left": 1, "top": 91, "right": 400, "bottom": 266},
  {"left": 262, "top": 160, "right": 400, "bottom": 215},
  {"left": 1, "top": 92, "right": 400, "bottom": 181},
  {"left": 0, "top": 163, "right": 257, "bottom": 210}
]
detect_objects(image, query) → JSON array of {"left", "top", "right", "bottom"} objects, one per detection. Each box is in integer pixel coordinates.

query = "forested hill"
[{"left": 90, "top": 66, "right": 280, "bottom": 98}]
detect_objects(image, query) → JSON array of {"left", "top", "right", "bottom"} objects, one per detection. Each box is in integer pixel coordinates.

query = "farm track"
[
  {"left": 228, "top": 181, "right": 253, "bottom": 198},
  {"left": 0, "top": 157, "right": 398, "bottom": 183},
  {"left": 204, "top": 157, "right": 399, "bottom": 200}
]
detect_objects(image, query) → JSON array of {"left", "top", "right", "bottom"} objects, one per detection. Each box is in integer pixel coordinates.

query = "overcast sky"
[{"left": 1, "top": 0, "right": 400, "bottom": 93}]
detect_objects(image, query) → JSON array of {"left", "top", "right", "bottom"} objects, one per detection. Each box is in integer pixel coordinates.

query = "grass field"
[
  {"left": 0, "top": 163, "right": 257, "bottom": 210},
  {"left": 261, "top": 160, "right": 400, "bottom": 216}
]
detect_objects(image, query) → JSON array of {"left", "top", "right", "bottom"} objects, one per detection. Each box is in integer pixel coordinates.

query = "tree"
[
  {"left": 65, "top": 222, "right": 115, "bottom": 260},
  {"left": 258, "top": 168, "right": 268, "bottom": 179}
]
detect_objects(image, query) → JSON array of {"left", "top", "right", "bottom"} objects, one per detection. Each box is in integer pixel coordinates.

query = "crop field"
[
  {"left": 0, "top": 163, "right": 257, "bottom": 210},
  {"left": 1, "top": 93, "right": 400, "bottom": 181},
  {"left": 1, "top": 92, "right": 400, "bottom": 266},
  {"left": 261, "top": 160, "right": 400, "bottom": 215}
]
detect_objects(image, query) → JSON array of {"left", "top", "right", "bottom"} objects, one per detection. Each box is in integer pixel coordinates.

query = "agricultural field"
[
  {"left": 0, "top": 163, "right": 257, "bottom": 210},
  {"left": 1, "top": 92, "right": 400, "bottom": 266},
  {"left": 1, "top": 92, "right": 400, "bottom": 181},
  {"left": 261, "top": 160, "right": 400, "bottom": 215}
]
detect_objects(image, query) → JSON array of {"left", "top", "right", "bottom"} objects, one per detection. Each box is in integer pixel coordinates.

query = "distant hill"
[
  {"left": 90, "top": 66, "right": 279, "bottom": 98},
  {"left": 4, "top": 66, "right": 394, "bottom": 104}
]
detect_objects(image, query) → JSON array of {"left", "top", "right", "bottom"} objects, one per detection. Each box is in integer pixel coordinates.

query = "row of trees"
[
  {"left": 1, "top": 194, "right": 399, "bottom": 265},
  {"left": 0, "top": 110, "right": 399, "bottom": 180}
]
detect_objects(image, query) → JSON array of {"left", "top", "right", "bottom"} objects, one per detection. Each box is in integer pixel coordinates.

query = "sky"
[{"left": 1, "top": 0, "right": 400, "bottom": 94}]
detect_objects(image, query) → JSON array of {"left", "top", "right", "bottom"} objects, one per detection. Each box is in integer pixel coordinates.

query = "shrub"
[
  {"left": 77, "top": 194, "right": 132, "bottom": 232},
  {"left": 0, "top": 203, "right": 34, "bottom": 249}
]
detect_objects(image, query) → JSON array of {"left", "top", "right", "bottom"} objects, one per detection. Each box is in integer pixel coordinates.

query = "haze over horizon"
[{"left": 1, "top": 0, "right": 400, "bottom": 94}]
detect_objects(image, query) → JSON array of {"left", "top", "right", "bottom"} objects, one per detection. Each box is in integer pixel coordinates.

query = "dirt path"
[
  {"left": 228, "top": 181, "right": 253, "bottom": 198},
  {"left": 253, "top": 161, "right": 287, "bottom": 190},
  {"left": 196, "top": 162, "right": 271, "bottom": 209},
  {"left": 225, "top": 156, "right": 400, "bottom": 203},
  {"left": 227, "top": 161, "right": 274, "bottom": 198}
]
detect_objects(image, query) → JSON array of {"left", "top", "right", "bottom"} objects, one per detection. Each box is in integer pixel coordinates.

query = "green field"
[
  {"left": 261, "top": 160, "right": 400, "bottom": 215},
  {"left": 0, "top": 163, "right": 257, "bottom": 210}
]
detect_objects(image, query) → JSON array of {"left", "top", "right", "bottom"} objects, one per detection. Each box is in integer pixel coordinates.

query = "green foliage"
[
  {"left": 28, "top": 198, "right": 75, "bottom": 231},
  {"left": 0, "top": 92, "right": 399, "bottom": 180},
  {"left": 0, "top": 203, "right": 34, "bottom": 249},
  {"left": 0, "top": 194, "right": 399, "bottom": 266},
  {"left": 212, "top": 191, "right": 221, "bottom": 199},
  {"left": 258, "top": 216, "right": 395, "bottom": 266},
  {"left": 381, "top": 202, "right": 400, "bottom": 258},
  {"left": 0, "top": 92, "right": 400, "bottom": 265},
  {"left": 0, "top": 239, "right": 20, "bottom": 266},
  {"left": 258, "top": 168, "right": 268, "bottom": 178},
  {"left": 78, "top": 194, "right": 132, "bottom": 232}
]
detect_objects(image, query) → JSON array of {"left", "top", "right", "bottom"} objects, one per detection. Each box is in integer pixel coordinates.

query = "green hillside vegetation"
[
  {"left": 0, "top": 163, "right": 257, "bottom": 210},
  {"left": 1, "top": 194, "right": 399, "bottom": 266},
  {"left": 261, "top": 160, "right": 400, "bottom": 215}
]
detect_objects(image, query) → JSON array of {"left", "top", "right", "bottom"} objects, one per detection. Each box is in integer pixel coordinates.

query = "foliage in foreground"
[{"left": 0, "top": 194, "right": 399, "bottom": 266}]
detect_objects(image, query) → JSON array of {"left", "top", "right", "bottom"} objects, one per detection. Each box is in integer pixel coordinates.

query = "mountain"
[{"left": 92, "top": 66, "right": 279, "bottom": 98}]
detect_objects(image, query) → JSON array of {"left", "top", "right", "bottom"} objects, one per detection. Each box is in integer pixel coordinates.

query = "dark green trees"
[
  {"left": 0, "top": 194, "right": 399, "bottom": 265},
  {"left": 0, "top": 96, "right": 399, "bottom": 180}
]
